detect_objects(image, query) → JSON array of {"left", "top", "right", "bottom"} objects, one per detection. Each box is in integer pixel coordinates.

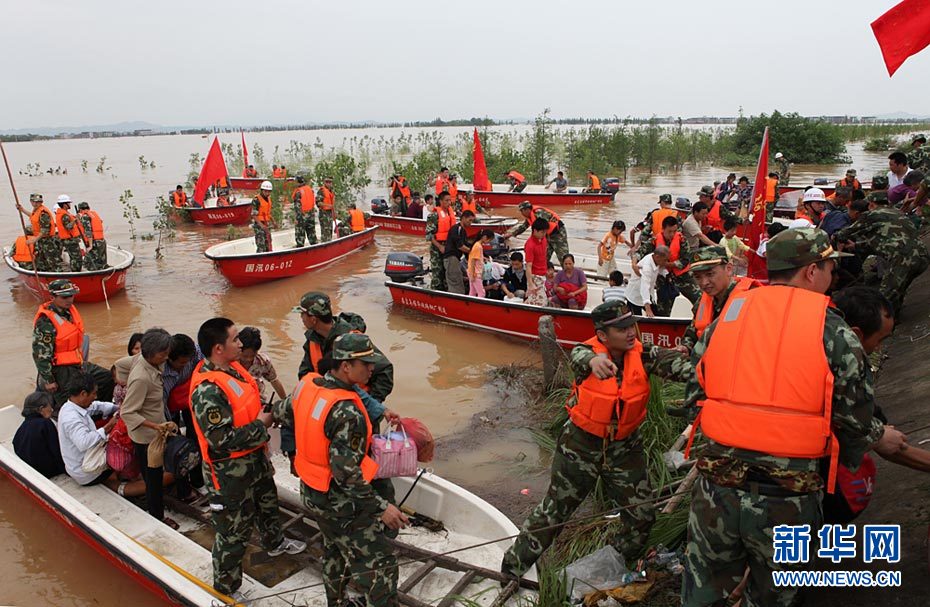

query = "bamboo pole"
[{"left": 0, "top": 141, "right": 46, "bottom": 300}]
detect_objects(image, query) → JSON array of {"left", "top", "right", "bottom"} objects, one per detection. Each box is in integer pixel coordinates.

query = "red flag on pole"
[
  {"left": 241, "top": 131, "right": 249, "bottom": 176},
  {"left": 472, "top": 128, "right": 492, "bottom": 191},
  {"left": 193, "top": 137, "right": 229, "bottom": 206},
  {"left": 746, "top": 127, "right": 770, "bottom": 280},
  {"left": 871, "top": 0, "right": 930, "bottom": 76}
]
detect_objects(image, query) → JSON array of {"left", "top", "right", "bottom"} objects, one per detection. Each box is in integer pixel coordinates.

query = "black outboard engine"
[
  {"left": 482, "top": 233, "right": 509, "bottom": 259},
  {"left": 370, "top": 197, "right": 389, "bottom": 214},
  {"left": 385, "top": 252, "right": 428, "bottom": 283},
  {"left": 813, "top": 178, "right": 829, "bottom": 186}
]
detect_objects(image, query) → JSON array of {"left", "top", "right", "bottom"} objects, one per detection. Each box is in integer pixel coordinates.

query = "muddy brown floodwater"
[{"left": 0, "top": 129, "right": 892, "bottom": 604}]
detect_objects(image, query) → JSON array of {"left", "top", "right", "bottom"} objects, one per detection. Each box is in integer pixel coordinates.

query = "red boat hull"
[
  {"left": 472, "top": 190, "right": 614, "bottom": 208},
  {"left": 229, "top": 177, "right": 296, "bottom": 191},
  {"left": 206, "top": 227, "right": 378, "bottom": 287},
  {"left": 366, "top": 214, "right": 516, "bottom": 237},
  {"left": 387, "top": 281, "right": 688, "bottom": 348},
  {"left": 4, "top": 246, "right": 133, "bottom": 304},
  {"left": 187, "top": 202, "right": 253, "bottom": 226}
]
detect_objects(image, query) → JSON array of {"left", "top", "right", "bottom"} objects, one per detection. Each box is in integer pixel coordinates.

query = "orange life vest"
[
  {"left": 79, "top": 210, "right": 105, "bottom": 241},
  {"left": 172, "top": 191, "right": 188, "bottom": 208},
  {"left": 349, "top": 208, "right": 366, "bottom": 232},
  {"left": 692, "top": 277, "right": 759, "bottom": 339},
  {"left": 391, "top": 177, "right": 411, "bottom": 200},
  {"left": 55, "top": 208, "right": 82, "bottom": 240},
  {"left": 217, "top": 195, "right": 231, "bottom": 207},
  {"left": 13, "top": 235, "right": 34, "bottom": 264},
  {"left": 656, "top": 231, "right": 688, "bottom": 276},
  {"left": 449, "top": 181, "right": 458, "bottom": 200},
  {"left": 691, "top": 285, "right": 839, "bottom": 492},
  {"left": 280, "top": 168, "right": 287, "bottom": 178},
  {"left": 30, "top": 206, "right": 56, "bottom": 238},
  {"left": 292, "top": 374, "right": 378, "bottom": 492},
  {"left": 255, "top": 194, "right": 272, "bottom": 223},
  {"left": 651, "top": 208, "right": 677, "bottom": 236},
  {"left": 434, "top": 175, "right": 451, "bottom": 196},
  {"left": 244, "top": 167, "right": 258, "bottom": 178},
  {"left": 588, "top": 174, "right": 601, "bottom": 190},
  {"left": 794, "top": 209, "right": 814, "bottom": 223},
  {"left": 507, "top": 170, "right": 525, "bottom": 183},
  {"left": 567, "top": 337, "right": 651, "bottom": 440},
  {"left": 435, "top": 208, "right": 454, "bottom": 242},
  {"left": 318, "top": 187, "right": 335, "bottom": 211},
  {"left": 292, "top": 185, "right": 316, "bottom": 213},
  {"left": 838, "top": 178, "right": 861, "bottom": 190},
  {"left": 272, "top": 168, "right": 283, "bottom": 178},
  {"left": 529, "top": 207, "right": 561, "bottom": 235},
  {"left": 188, "top": 361, "right": 265, "bottom": 490},
  {"left": 599, "top": 232, "right": 619, "bottom": 262},
  {"left": 459, "top": 199, "right": 478, "bottom": 215},
  {"left": 33, "top": 303, "right": 84, "bottom": 367},
  {"left": 703, "top": 201, "right": 724, "bottom": 233},
  {"left": 765, "top": 177, "right": 778, "bottom": 203},
  {"left": 302, "top": 333, "right": 370, "bottom": 393}
]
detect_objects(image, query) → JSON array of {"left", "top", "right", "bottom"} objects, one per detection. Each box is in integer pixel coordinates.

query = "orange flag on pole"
[
  {"left": 472, "top": 128, "right": 492, "bottom": 191},
  {"left": 746, "top": 127, "right": 770, "bottom": 280},
  {"left": 193, "top": 137, "right": 229, "bottom": 206},
  {"left": 872, "top": 0, "right": 930, "bottom": 76}
]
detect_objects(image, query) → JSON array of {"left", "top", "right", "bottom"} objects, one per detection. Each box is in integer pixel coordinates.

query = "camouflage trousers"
[
  {"left": 319, "top": 209, "right": 335, "bottom": 242},
  {"left": 429, "top": 246, "right": 446, "bottom": 290},
  {"left": 501, "top": 422, "right": 654, "bottom": 577},
  {"left": 49, "top": 362, "right": 114, "bottom": 411},
  {"left": 302, "top": 484, "right": 399, "bottom": 607},
  {"left": 548, "top": 226, "right": 570, "bottom": 264},
  {"left": 252, "top": 222, "right": 272, "bottom": 252},
  {"left": 682, "top": 475, "right": 821, "bottom": 607},
  {"left": 294, "top": 210, "right": 318, "bottom": 247},
  {"left": 60, "top": 237, "right": 82, "bottom": 271},
  {"left": 34, "top": 236, "right": 61, "bottom": 272},
  {"left": 83, "top": 239, "right": 107, "bottom": 270},
  {"left": 207, "top": 454, "right": 283, "bottom": 595},
  {"left": 864, "top": 253, "right": 930, "bottom": 313},
  {"left": 673, "top": 272, "right": 702, "bottom": 308}
]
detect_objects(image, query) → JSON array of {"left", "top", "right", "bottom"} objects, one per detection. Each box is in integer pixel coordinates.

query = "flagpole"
[{"left": 0, "top": 141, "right": 46, "bottom": 299}]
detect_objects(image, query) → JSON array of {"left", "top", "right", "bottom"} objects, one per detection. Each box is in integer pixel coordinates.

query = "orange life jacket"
[
  {"left": 244, "top": 167, "right": 258, "bottom": 178},
  {"left": 349, "top": 208, "right": 366, "bottom": 232},
  {"left": 255, "top": 194, "right": 272, "bottom": 223},
  {"left": 79, "top": 210, "right": 105, "bottom": 241},
  {"left": 690, "top": 285, "right": 839, "bottom": 492},
  {"left": 507, "top": 170, "right": 525, "bottom": 183},
  {"left": 765, "top": 177, "right": 778, "bottom": 203},
  {"left": 30, "top": 206, "right": 56, "bottom": 238},
  {"left": 280, "top": 168, "right": 287, "bottom": 178},
  {"left": 188, "top": 361, "right": 265, "bottom": 490},
  {"left": 692, "top": 277, "right": 759, "bottom": 339},
  {"left": 217, "top": 195, "right": 231, "bottom": 207},
  {"left": 33, "top": 303, "right": 84, "bottom": 367},
  {"left": 13, "top": 235, "right": 34, "bottom": 264},
  {"left": 651, "top": 208, "right": 677, "bottom": 236},
  {"left": 435, "top": 208, "right": 454, "bottom": 242},
  {"left": 292, "top": 185, "right": 316, "bottom": 213},
  {"left": 794, "top": 209, "right": 814, "bottom": 223},
  {"left": 272, "top": 168, "right": 283, "bottom": 178},
  {"left": 529, "top": 207, "right": 561, "bottom": 235},
  {"left": 703, "top": 201, "right": 724, "bottom": 233},
  {"left": 567, "top": 337, "right": 651, "bottom": 440},
  {"left": 391, "top": 177, "right": 411, "bottom": 200},
  {"left": 599, "top": 231, "right": 619, "bottom": 263},
  {"left": 449, "top": 181, "right": 458, "bottom": 200},
  {"left": 434, "top": 175, "right": 451, "bottom": 196},
  {"left": 172, "top": 191, "right": 188, "bottom": 208},
  {"left": 459, "top": 199, "right": 478, "bottom": 215},
  {"left": 55, "top": 208, "right": 82, "bottom": 240},
  {"left": 318, "top": 187, "right": 335, "bottom": 211},
  {"left": 588, "top": 174, "right": 601, "bottom": 190},
  {"left": 656, "top": 231, "right": 688, "bottom": 276},
  {"left": 292, "top": 374, "right": 378, "bottom": 492},
  {"left": 838, "top": 178, "right": 861, "bottom": 190}
]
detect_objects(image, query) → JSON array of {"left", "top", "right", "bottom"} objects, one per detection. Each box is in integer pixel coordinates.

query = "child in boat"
[
  {"left": 602, "top": 270, "right": 626, "bottom": 303},
  {"left": 467, "top": 230, "right": 495, "bottom": 297},
  {"left": 597, "top": 220, "right": 632, "bottom": 278},
  {"left": 721, "top": 216, "right": 750, "bottom": 274},
  {"left": 544, "top": 262, "right": 557, "bottom": 302},
  {"left": 13, "top": 391, "right": 65, "bottom": 478}
]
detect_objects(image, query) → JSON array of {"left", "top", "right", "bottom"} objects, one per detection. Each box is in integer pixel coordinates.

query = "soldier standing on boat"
[
  {"left": 251, "top": 181, "right": 276, "bottom": 253},
  {"left": 503, "top": 201, "right": 569, "bottom": 263},
  {"left": 274, "top": 333, "right": 407, "bottom": 607},
  {"left": 292, "top": 175, "right": 318, "bottom": 247},
  {"left": 76, "top": 202, "right": 107, "bottom": 270},
  {"left": 774, "top": 152, "right": 791, "bottom": 186},
  {"left": 55, "top": 195, "right": 83, "bottom": 272},
  {"left": 317, "top": 177, "right": 337, "bottom": 242},
  {"left": 15, "top": 193, "right": 60, "bottom": 271},
  {"left": 189, "top": 317, "right": 306, "bottom": 600},
  {"left": 425, "top": 192, "right": 455, "bottom": 290},
  {"left": 501, "top": 300, "right": 690, "bottom": 579}
]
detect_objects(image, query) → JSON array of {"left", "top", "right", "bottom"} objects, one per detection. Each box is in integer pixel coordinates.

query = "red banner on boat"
[
  {"left": 472, "top": 128, "right": 492, "bottom": 191},
  {"left": 872, "top": 0, "right": 930, "bottom": 76},
  {"left": 241, "top": 130, "right": 249, "bottom": 175},
  {"left": 746, "top": 127, "right": 769, "bottom": 280},
  {"left": 193, "top": 137, "right": 229, "bottom": 206}
]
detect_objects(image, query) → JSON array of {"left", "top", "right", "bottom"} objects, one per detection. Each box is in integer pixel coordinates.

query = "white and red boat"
[
  {"left": 3, "top": 245, "right": 134, "bottom": 303},
  {"left": 366, "top": 213, "right": 518, "bottom": 237},
  {"left": 472, "top": 188, "right": 614, "bottom": 208},
  {"left": 228, "top": 176, "right": 296, "bottom": 192},
  {"left": 204, "top": 227, "right": 378, "bottom": 287},
  {"left": 187, "top": 201, "right": 253, "bottom": 226}
]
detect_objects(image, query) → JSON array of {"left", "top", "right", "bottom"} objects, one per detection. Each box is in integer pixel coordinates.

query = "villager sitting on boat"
[
  {"left": 405, "top": 191, "right": 424, "bottom": 218},
  {"left": 171, "top": 185, "right": 189, "bottom": 208},
  {"left": 597, "top": 220, "right": 631, "bottom": 278},
  {"left": 602, "top": 270, "right": 626, "bottom": 303},
  {"left": 425, "top": 192, "right": 455, "bottom": 290},
  {"left": 547, "top": 170, "right": 568, "bottom": 193},
  {"left": 10, "top": 226, "right": 35, "bottom": 270},
  {"left": 57, "top": 372, "right": 146, "bottom": 496},
  {"left": 15, "top": 193, "right": 59, "bottom": 271},
  {"left": 501, "top": 252, "right": 528, "bottom": 300},
  {"left": 483, "top": 258, "right": 506, "bottom": 300},
  {"left": 625, "top": 245, "right": 671, "bottom": 317},
  {"left": 443, "top": 210, "right": 475, "bottom": 295},
  {"left": 523, "top": 219, "right": 550, "bottom": 306},
  {"left": 454, "top": 190, "right": 484, "bottom": 216},
  {"left": 238, "top": 326, "right": 287, "bottom": 404},
  {"left": 420, "top": 193, "right": 435, "bottom": 219},
  {"left": 128, "top": 333, "right": 143, "bottom": 356},
  {"left": 13, "top": 391, "right": 65, "bottom": 478},
  {"left": 251, "top": 180, "right": 276, "bottom": 253},
  {"left": 242, "top": 164, "right": 258, "bottom": 178},
  {"left": 549, "top": 253, "right": 588, "bottom": 309},
  {"left": 505, "top": 169, "right": 527, "bottom": 192},
  {"left": 55, "top": 195, "right": 84, "bottom": 272},
  {"left": 76, "top": 202, "right": 107, "bottom": 270},
  {"left": 468, "top": 229, "right": 495, "bottom": 297},
  {"left": 503, "top": 201, "right": 569, "bottom": 263},
  {"left": 584, "top": 170, "right": 601, "bottom": 193},
  {"left": 731, "top": 175, "right": 753, "bottom": 214},
  {"left": 390, "top": 193, "right": 405, "bottom": 216},
  {"left": 190, "top": 318, "right": 307, "bottom": 599},
  {"left": 162, "top": 334, "right": 203, "bottom": 459}
]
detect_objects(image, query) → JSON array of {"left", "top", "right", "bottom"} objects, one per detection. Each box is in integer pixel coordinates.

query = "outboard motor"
[
  {"left": 813, "top": 178, "right": 829, "bottom": 186},
  {"left": 370, "top": 197, "right": 389, "bottom": 214},
  {"left": 482, "top": 233, "right": 510, "bottom": 259},
  {"left": 385, "top": 252, "right": 428, "bottom": 283}
]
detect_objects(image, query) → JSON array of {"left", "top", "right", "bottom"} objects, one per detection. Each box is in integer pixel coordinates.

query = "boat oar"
[{"left": 0, "top": 141, "right": 46, "bottom": 301}]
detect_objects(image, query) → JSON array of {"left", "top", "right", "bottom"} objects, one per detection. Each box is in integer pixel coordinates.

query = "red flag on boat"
[
  {"left": 241, "top": 130, "right": 249, "bottom": 176},
  {"left": 193, "top": 137, "right": 229, "bottom": 206},
  {"left": 746, "top": 127, "right": 770, "bottom": 280},
  {"left": 472, "top": 128, "right": 492, "bottom": 191},
  {"left": 872, "top": 0, "right": 930, "bottom": 76}
]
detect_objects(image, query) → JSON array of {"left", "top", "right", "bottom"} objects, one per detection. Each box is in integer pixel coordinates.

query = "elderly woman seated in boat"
[
  {"left": 548, "top": 254, "right": 588, "bottom": 310},
  {"left": 13, "top": 391, "right": 65, "bottom": 478}
]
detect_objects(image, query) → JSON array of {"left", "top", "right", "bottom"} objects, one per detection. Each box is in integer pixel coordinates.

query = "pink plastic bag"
[{"left": 371, "top": 425, "right": 418, "bottom": 479}]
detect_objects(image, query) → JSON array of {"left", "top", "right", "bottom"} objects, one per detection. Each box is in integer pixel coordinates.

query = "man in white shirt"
[
  {"left": 625, "top": 246, "right": 670, "bottom": 317},
  {"left": 58, "top": 372, "right": 119, "bottom": 487},
  {"left": 887, "top": 151, "right": 911, "bottom": 189}
]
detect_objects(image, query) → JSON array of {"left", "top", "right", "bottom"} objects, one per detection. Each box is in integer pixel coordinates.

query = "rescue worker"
[
  {"left": 681, "top": 228, "right": 907, "bottom": 607},
  {"left": 275, "top": 333, "right": 407, "bottom": 606},
  {"left": 189, "top": 317, "right": 306, "bottom": 599},
  {"left": 501, "top": 300, "right": 690, "bottom": 578},
  {"left": 764, "top": 172, "right": 779, "bottom": 223},
  {"left": 348, "top": 203, "right": 367, "bottom": 233},
  {"left": 774, "top": 152, "right": 791, "bottom": 186},
  {"left": 505, "top": 169, "right": 527, "bottom": 192},
  {"left": 279, "top": 165, "right": 288, "bottom": 178},
  {"left": 433, "top": 167, "right": 452, "bottom": 196},
  {"left": 172, "top": 185, "right": 189, "bottom": 208},
  {"left": 389, "top": 174, "right": 411, "bottom": 211},
  {"left": 632, "top": 194, "right": 678, "bottom": 248},
  {"left": 677, "top": 246, "right": 758, "bottom": 353},
  {"left": 272, "top": 164, "right": 282, "bottom": 178},
  {"left": 55, "top": 195, "right": 83, "bottom": 271},
  {"left": 11, "top": 227, "right": 35, "bottom": 270},
  {"left": 908, "top": 134, "right": 929, "bottom": 172},
  {"left": 454, "top": 190, "right": 485, "bottom": 216},
  {"left": 292, "top": 176, "right": 317, "bottom": 247},
  {"left": 317, "top": 177, "right": 337, "bottom": 242},
  {"left": 33, "top": 279, "right": 115, "bottom": 410},
  {"left": 251, "top": 181, "right": 276, "bottom": 253},
  {"left": 636, "top": 215, "right": 702, "bottom": 308},
  {"left": 795, "top": 187, "right": 826, "bottom": 225},
  {"left": 15, "top": 193, "right": 59, "bottom": 271},
  {"left": 425, "top": 192, "right": 455, "bottom": 290},
  {"left": 836, "top": 168, "right": 862, "bottom": 191},
  {"left": 503, "top": 201, "right": 569, "bottom": 263},
  {"left": 585, "top": 170, "right": 601, "bottom": 193},
  {"left": 216, "top": 187, "right": 232, "bottom": 207},
  {"left": 243, "top": 165, "right": 258, "bottom": 178},
  {"left": 696, "top": 185, "right": 734, "bottom": 242},
  {"left": 76, "top": 202, "right": 107, "bottom": 270}
]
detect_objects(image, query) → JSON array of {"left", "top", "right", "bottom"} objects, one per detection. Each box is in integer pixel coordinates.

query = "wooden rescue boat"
[
  {"left": 366, "top": 213, "right": 518, "bottom": 237},
  {"left": 3, "top": 245, "right": 134, "bottom": 303}
]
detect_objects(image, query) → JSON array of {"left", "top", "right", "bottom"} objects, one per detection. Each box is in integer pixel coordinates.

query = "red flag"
[
  {"left": 193, "top": 137, "right": 229, "bottom": 206},
  {"left": 472, "top": 128, "right": 492, "bottom": 191},
  {"left": 746, "top": 127, "right": 770, "bottom": 280},
  {"left": 241, "top": 130, "right": 249, "bottom": 176},
  {"left": 872, "top": 0, "right": 930, "bottom": 76}
]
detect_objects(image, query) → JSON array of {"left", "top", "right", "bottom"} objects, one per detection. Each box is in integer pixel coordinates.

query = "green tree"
[{"left": 732, "top": 111, "right": 846, "bottom": 164}]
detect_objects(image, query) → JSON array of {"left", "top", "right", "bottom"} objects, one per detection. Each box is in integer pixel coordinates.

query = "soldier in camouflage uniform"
[
  {"left": 635, "top": 213, "right": 701, "bottom": 309},
  {"left": 453, "top": 190, "right": 486, "bottom": 216},
  {"left": 16, "top": 194, "right": 61, "bottom": 271},
  {"left": 190, "top": 317, "right": 306, "bottom": 598},
  {"left": 317, "top": 177, "right": 337, "bottom": 243},
  {"left": 774, "top": 152, "right": 791, "bottom": 186},
  {"left": 251, "top": 181, "right": 276, "bottom": 253},
  {"left": 835, "top": 192, "right": 930, "bottom": 313},
  {"left": 501, "top": 300, "right": 691, "bottom": 578},
  {"left": 633, "top": 194, "right": 679, "bottom": 248},
  {"left": 55, "top": 195, "right": 83, "bottom": 272},
  {"left": 681, "top": 228, "right": 906, "bottom": 607},
  {"left": 76, "top": 202, "right": 107, "bottom": 270},
  {"left": 291, "top": 175, "right": 318, "bottom": 247},
  {"left": 504, "top": 201, "right": 570, "bottom": 263},
  {"left": 33, "top": 279, "right": 114, "bottom": 410},
  {"left": 907, "top": 134, "right": 929, "bottom": 172},
  {"left": 273, "top": 333, "right": 407, "bottom": 607},
  {"left": 425, "top": 192, "right": 455, "bottom": 290}
]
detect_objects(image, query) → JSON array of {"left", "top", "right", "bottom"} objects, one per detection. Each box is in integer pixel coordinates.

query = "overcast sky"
[{"left": 3, "top": 0, "right": 927, "bottom": 129}]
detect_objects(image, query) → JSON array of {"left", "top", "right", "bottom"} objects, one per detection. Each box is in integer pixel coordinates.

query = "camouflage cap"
[
  {"left": 331, "top": 333, "right": 380, "bottom": 363},
  {"left": 846, "top": 169, "right": 857, "bottom": 176},
  {"left": 766, "top": 227, "right": 852, "bottom": 272},
  {"left": 591, "top": 300, "right": 637, "bottom": 330},
  {"left": 866, "top": 190, "right": 889, "bottom": 205},
  {"left": 913, "top": 134, "right": 927, "bottom": 144},
  {"left": 870, "top": 174, "right": 889, "bottom": 189},
  {"left": 29, "top": 193, "right": 43, "bottom": 203},
  {"left": 293, "top": 291, "right": 331, "bottom": 316},
  {"left": 48, "top": 279, "right": 79, "bottom": 297},
  {"left": 689, "top": 246, "right": 730, "bottom": 272},
  {"left": 696, "top": 185, "right": 715, "bottom": 197},
  {"left": 518, "top": 200, "right": 533, "bottom": 211},
  {"left": 659, "top": 194, "right": 672, "bottom": 203},
  {"left": 77, "top": 202, "right": 90, "bottom": 211}
]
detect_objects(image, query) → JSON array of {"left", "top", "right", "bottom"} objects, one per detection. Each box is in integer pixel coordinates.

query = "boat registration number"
[{"left": 244, "top": 260, "right": 294, "bottom": 273}]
